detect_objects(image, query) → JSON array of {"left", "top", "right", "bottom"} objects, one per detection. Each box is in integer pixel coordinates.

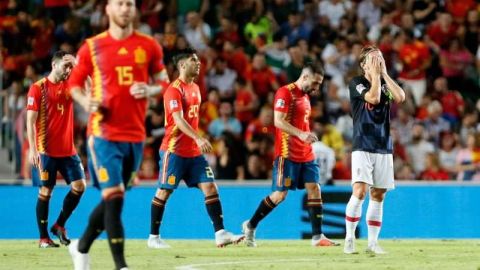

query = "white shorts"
[{"left": 351, "top": 151, "right": 395, "bottom": 190}]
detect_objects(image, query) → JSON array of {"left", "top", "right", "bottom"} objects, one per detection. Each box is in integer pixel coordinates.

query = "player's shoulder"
[
  {"left": 32, "top": 78, "right": 47, "bottom": 89},
  {"left": 166, "top": 79, "right": 183, "bottom": 94},
  {"left": 133, "top": 31, "right": 159, "bottom": 47},
  {"left": 276, "top": 83, "right": 295, "bottom": 95},
  {"left": 134, "top": 31, "right": 155, "bottom": 41},
  {"left": 349, "top": 75, "right": 368, "bottom": 91},
  {"left": 86, "top": 31, "right": 109, "bottom": 44}
]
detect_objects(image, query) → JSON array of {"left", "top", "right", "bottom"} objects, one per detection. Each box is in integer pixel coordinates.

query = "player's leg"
[
  {"left": 52, "top": 155, "right": 86, "bottom": 245},
  {"left": 148, "top": 151, "right": 182, "bottom": 249},
  {"left": 302, "top": 161, "right": 338, "bottom": 247},
  {"left": 243, "top": 157, "right": 293, "bottom": 247},
  {"left": 366, "top": 187, "right": 387, "bottom": 254},
  {"left": 345, "top": 151, "right": 373, "bottom": 254},
  {"left": 365, "top": 153, "right": 394, "bottom": 254},
  {"left": 102, "top": 186, "right": 127, "bottom": 269},
  {"left": 33, "top": 154, "right": 60, "bottom": 248},
  {"left": 188, "top": 155, "right": 244, "bottom": 247},
  {"left": 148, "top": 188, "right": 173, "bottom": 248}
]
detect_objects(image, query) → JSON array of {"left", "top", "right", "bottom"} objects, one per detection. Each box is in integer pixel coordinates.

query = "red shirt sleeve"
[
  {"left": 273, "top": 87, "right": 292, "bottom": 113},
  {"left": 26, "top": 84, "right": 41, "bottom": 111},
  {"left": 68, "top": 42, "right": 92, "bottom": 90},
  {"left": 163, "top": 86, "right": 183, "bottom": 114}
]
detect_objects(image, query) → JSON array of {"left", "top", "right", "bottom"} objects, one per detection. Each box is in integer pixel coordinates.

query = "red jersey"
[
  {"left": 160, "top": 79, "right": 202, "bottom": 157},
  {"left": 273, "top": 83, "right": 314, "bottom": 162},
  {"left": 398, "top": 41, "right": 430, "bottom": 80},
  {"left": 247, "top": 66, "right": 277, "bottom": 98},
  {"left": 27, "top": 78, "right": 76, "bottom": 157},
  {"left": 69, "top": 31, "right": 165, "bottom": 142},
  {"left": 245, "top": 119, "right": 275, "bottom": 141}
]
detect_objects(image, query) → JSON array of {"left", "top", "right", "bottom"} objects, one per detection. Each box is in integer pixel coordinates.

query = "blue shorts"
[
  {"left": 271, "top": 157, "right": 320, "bottom": 191},
  {"left": 158, "top": 150, "right": 215, "bottom": 190},
  {"left": 87, "top": 136, "right": 144, "bottom": 190},
  {"left": 32, "top": 154, "right": 85, "bottom": 187}
]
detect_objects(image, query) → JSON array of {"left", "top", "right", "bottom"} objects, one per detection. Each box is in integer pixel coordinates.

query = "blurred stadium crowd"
[{"left": 1, "top": 0, "right": 480, "bottom": 182}]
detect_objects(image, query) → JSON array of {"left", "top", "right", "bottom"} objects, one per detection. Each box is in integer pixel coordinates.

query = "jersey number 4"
[{"left": 115, "top": 66, "right": 133, "bottom": 86}]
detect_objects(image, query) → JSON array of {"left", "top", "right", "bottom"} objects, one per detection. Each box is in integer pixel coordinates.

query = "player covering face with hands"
[
  {"left": 344, "top": 46, "right": 405, "bottom": 255},
  {"left": 26, "top": 51, "right": 87, "bottom": 248},
  {"left": 242, "top": 62, "right": 339, "bottom": 247}
]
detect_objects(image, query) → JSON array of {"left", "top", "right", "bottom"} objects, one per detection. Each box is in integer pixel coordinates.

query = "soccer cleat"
[
  {"left": 215, "top": 229, "right": 245, "bottom": 247},
  {"left": 50, "top": 224, "right": 71, "bottom": 246},
  {"left": 69, "top": 240, "right": 90, "bottom": 270},
  {"left": 311, "top": 234, "right": 340, "bottom": 247},
  {"left": 242, "top": 220, "right": 257, "bottom": 247},
  {"left": 39, "top": 238, "right": 60, "bottom": 248},
  {"left": 147, "top": 235, "right": 171, "bottom": 249},
  {"left": 344, "top": 238, "right": 358, "bottom": 254},
  {"left": 366, "top": 242, "right": 387, "bottom": 254}
]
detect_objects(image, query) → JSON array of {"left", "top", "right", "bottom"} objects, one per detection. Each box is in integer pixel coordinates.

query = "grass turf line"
[{"left": 0, "top": 240, "right": 479, "bottom": 270}]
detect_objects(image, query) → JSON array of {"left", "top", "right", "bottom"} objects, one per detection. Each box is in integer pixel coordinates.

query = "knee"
[
  {"left": 353, "top": 189, "right": 367, "bottom": 200},
  {"left": 39, "top": 186, "right": 52, "bottom": 197},
  {"left": 71, "top": 180, "right": 86, "bottom": 193},
  {"left": 270, "top": 191, "right": 287, "bottom": 204},
  {"left": 307, "top": 184, "right": 321, "bottom": 197},
  {"left": 156, "top": 188, "right": 173, "bottom": 201},
  {"left": 370, "top": 188, "right": 386, "bottom": 202},
  {"left": 202, "top": 183, "right": 218, "bottom": 196}
]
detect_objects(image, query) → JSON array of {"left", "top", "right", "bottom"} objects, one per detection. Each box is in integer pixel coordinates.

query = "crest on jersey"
[
  {"left": 356, "top": 84, "right": 366, "bottom": 94},
  {"left": 169, "top": 100, "right": 178, "bottom": 109},
  {"left": 98, "top": 167, "right": 109, "bottom": 182},
  {"left": 28, "top": 97, "right": 34, "bottom": 106},
  {"left": 168, "top": 175, "right": 176, "bottom": 185},
  {"left": 275, "top": 99, "right": 286, "bottom": 108},
  {"left": 134, "top": 46, "right": 146, "bottom": 65},
  {"left": 40, "top": 171, "right": 49, "bottom": 181}
]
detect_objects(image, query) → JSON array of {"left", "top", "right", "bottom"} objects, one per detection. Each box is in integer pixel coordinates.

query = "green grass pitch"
[{"left": 1, "top": 240, "right": 479, "bottom": 270}]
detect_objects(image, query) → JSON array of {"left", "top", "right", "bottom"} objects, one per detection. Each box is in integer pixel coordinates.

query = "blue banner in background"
[{"left": 0, "top": 184, "right": 479, "bottom": 239}]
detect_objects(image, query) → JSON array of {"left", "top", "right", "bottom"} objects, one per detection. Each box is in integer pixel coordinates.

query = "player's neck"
[
  {"left": 47, "top": 73, "right": 60, "bottom": 84},
  {"left": 108, "top": 24, "right": 134, "bottom": 40},
  {"left": 179, "top": 74, "right": 195, "bottom": 84}
]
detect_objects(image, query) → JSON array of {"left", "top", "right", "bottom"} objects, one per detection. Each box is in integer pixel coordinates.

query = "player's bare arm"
[
  {"left": 274, "top": 110, "right": 318, "bottom": 144},
  {"left": 363, "top": 54, "right": 382, "bottom": 105},
  {"left": 129, "top": 69, "right": 170, "bottom": 99},
  {"left": 70, "top": 87, "right": 101, "bottom": 113},
  {"left": 26, "top": 110, "right": 40, "bottom": 168},
  {"left": 379, "top": 56, "right": 406, "bottom": 104},
  {"left": 172, "top": 111, "right": 213, "bottom": 153}
]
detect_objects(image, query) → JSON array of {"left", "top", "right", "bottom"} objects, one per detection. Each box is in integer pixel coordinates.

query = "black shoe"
[
  {"left": 50, "top": 224, "right": 71, "bottom": 246},
  {"left": 39, "top": 238, "right": 60, "bottom": 248}
]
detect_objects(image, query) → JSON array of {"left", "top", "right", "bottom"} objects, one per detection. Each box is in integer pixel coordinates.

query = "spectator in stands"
[
  {"left": 459, "top": 111, "right": 479, "bottom": 145},
  {"left": 244, "top": 151, "right": 268, "bottom": 180},
  {"left": 426, "top": 12, "right": 457, "bottom": 53},
  {"left": 317, "top": 0, "right": 353, "bottom": 29},
  {"left": 406, "top": 122, "right": 435, "bottom": 176},
  {"left": 396, "top": 29, "right": 431, "bottom": 106},
  {"left": 314, "top": 116, "right": 344, "bottom": 159},
  {"left": 438, "top": 131, "right": 459, "bottom": 178},
  {"left": 419, "top": 153, "right": 450, "bottom": 180},
  {"left": 261, "top": 32, "right": 290, "bottom": 79},
  {"left": 145, "top": 105, "right": 165, "bottom": 166},
  {"left": 199, "top": 88, "right": 219, "bottom": 132},
  {"left": 439, "top": 38, "right": 474, "bottom": 91},
  {"left": 215, "top": 131, "right": 244, "bottom": 180},
  {"left": 431, "top": 76, "right": 464, "bottom": 129},
  {"left": 456, "top": 132, "right": 480, "bottom": 181},
  {"left": 182, "top": 11, "right": 211, "bottom": 52},
  {"left": 396, "top": 163, "right": 416, "bottom": 180},
  {"left": 245, "top": 106, "right": 274, "bottom": 151},
  {"left": 214, "top": 16, "right": 241, "bottom": 48},
  {"left": 207, "top": 56, "right": 237, "bottom": 100},
  {"left": 357, "top": 0, "right": 383, "bottom": 29},
  {"left": 277, "top": 11, "right": 310, "bottom": 47},
  {"left": 423, "top": 100, "right": 450, "bottom": 146},
  {"left": 392, "top": 107, "right": 415, "bottom": 145},
  {"left": 221, "top": 40, "right": 250, "bottom": 80},
  {"left": 335, "top": 98, "right": 353, "bottom": 142},
  {"left": 246, "top": 53, "right": 279, "bottom": 104},
  {"left": 208, "top": 101, "right": 242, "bottom": 139},
  {"left": 234, "top": 78, "right": 258, "bottom": 129}
]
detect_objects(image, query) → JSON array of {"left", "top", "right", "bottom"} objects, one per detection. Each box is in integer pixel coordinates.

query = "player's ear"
[{"left": 105, "top": 2, "right": 111, "bottom": 17}]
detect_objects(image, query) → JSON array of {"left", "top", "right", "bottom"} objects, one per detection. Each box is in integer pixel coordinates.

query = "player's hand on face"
[
  {"left": 63, "top": 55, "right": 76, "bottom": 66},
  {"left": 195, "top": 137, "right": 213, "bottom": 153},
  {"left": 28, "top": 148, "right": 40, "bottom": 168},
  {"left": 379, "top": 54, "right": 387, "bottom": 75},
  {"left": 130, "top": 82, "right": 149, "bottom": 99}
]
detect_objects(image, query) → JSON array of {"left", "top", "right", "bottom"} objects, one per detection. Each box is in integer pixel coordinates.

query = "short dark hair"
[
  {"left": 172, "top": 47, "right": 197, "bottom": 67},
  {"left": 303, "top": 61, "right": 324, "bottom": 76},
  {"left": 51, "top": 50, "right": 68, "bottom": 63}
]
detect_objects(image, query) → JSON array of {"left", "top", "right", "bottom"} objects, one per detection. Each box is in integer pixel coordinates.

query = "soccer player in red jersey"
[
  {"left": 147, "top": 48, "right": 244, "bottom": 249},
  {"left": 27, "top": 51, "right": 86, "bottom": 248},
  {"left": 67, "top": 0, "right": 169, "bottom": 269},
  {"left": 241, "top": 62, "right": 339, "bottom": 247}
]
